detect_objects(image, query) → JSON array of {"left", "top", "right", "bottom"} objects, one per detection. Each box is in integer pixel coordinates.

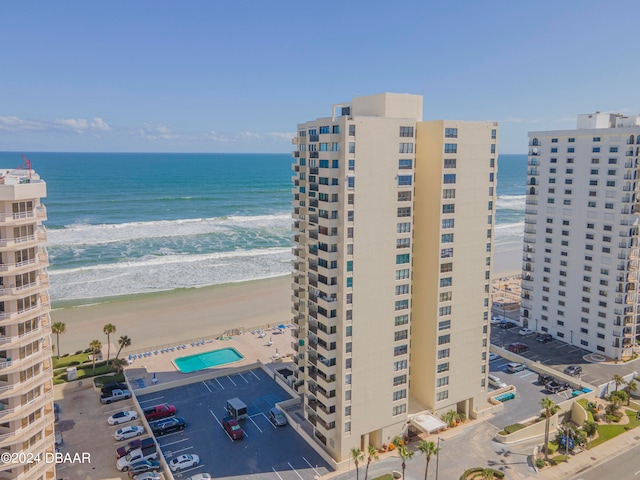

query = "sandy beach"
[{"left": 50, "top": 249, "right": 522, "bottom": 357}]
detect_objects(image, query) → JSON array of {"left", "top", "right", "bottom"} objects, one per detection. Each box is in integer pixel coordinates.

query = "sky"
[{"left": 1, "top": 1, "right": 639, "bottom": 154}]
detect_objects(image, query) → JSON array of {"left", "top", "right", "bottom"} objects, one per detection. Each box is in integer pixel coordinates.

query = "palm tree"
[
  {"left": 624, "top": 379, "right": 638, "bottom": 405},
  {"left": 115, "top": 335, "right": 132, "bottom": 362},
  {"left": 89, "top": 339, "right": 102, "bottom": 375},
  {"left": 363, "top": 444, "right": 378, "bottom": 480},
  {"left": 111, "top": 357, "right": 128, "bottom": 375},
  {"left": 398, "top": 445, "right": 414, "bottom": 480},
  {"left": 51, "top": 322, "right": 66, "bottom": 359},
  {"left": 613, "top": 374, "right": 625, "bottom": 392},
  {"left": 103, "top": 323, "right": 116, "bottom": 366},
  {"left": 350, "top": 448, "right": 363, "bottom": 480},
  {"left": 417, "top": 440, "right": 440, "bottom": 480},
  {"left": 541, "top": 397, "right": 557, "bottom": 461}
]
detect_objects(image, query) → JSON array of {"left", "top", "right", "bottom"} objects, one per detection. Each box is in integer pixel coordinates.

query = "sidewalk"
[{"left": 524, "top": 427, "right": 640, "bottom": 480}]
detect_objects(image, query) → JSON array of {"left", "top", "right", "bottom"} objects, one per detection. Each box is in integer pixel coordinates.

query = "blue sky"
[{"left": 1, "top": 1, "right": 639, "bottom": 153}]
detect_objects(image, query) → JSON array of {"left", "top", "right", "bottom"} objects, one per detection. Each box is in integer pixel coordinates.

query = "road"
[{"left": 570, "top": 443, "right": 640, "bottom": 480}]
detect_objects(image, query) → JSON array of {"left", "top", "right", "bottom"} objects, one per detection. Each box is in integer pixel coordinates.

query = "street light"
[{"left": 435, "top": 436, "right": 442, "bottom": 480}]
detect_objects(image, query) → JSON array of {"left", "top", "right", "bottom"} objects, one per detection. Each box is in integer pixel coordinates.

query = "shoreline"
[{"left": 50, "top": 249, "right": 522, "bottom": 357}]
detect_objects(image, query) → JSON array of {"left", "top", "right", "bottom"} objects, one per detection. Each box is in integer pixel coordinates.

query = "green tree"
[
  {"left": 582, "top": 420, "right": 598, "bottom": 437},
  {"left": 417, "top": 440, "right": 440, "bottom": 480},
  {"left": 609, "top": 390, "right": 627, "bottom": 412},
  {"left": 612, "top": 374, "right": 625, "bottom": 391},
  {"left": 364, "top": 444, "right": 378, "bottom": 480},
  {"left": 51, "top": 322, "right": 66, "bottom": 359},
  {"left": 89, "top": 339, "right": 102, "bottom": 375},
  {"left": 541, "top": 397, "right": 558, "bottom": 461},
  {"left": 481, "top": 469, "right": 495, "bottom": 480},
  {"left": 115, "top": 335, "right": 132, "bottom": 361},
  {"left": 111, "top": 357, "right": 128, "bottom": 375},
  {"left": 350, "top": 448, "right": 363, "bottom": 480},
  {"left": 103, "top": 323, "right": 116, "bottom": 366},
  {"left": 624, "top": 379, "right": 637, "bottom": 405},
  {"left": 398, "top": 445, "right": 414, "bottom": 480}
]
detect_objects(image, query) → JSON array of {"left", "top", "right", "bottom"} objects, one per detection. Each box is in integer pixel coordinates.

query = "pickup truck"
[
  {"left": 116, "top": 437, "right": 155, "bottom": 459},
  {"left": 100, "top": 389, "right": 131, "bottom": 404},
  {"left": 116, "top": 445, "right": 158, "bottom": 471},
  {"left": 143, "top": 404, "right": 176, "bottom": 421}
]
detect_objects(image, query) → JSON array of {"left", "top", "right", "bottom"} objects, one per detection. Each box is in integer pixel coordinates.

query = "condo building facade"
[
  {"left": 291, "top": 93, "right": 498, "bottom": 462},
  {"left": 0, "top": 168, "right": 55, "bottom": 480},
  {"left": 522, "top": 113, "right": 640, "bottom": 361}
]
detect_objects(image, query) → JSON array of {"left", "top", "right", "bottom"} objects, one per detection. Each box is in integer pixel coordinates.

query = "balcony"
[
  {"left": 309, "top": 135, "right": 319, "bottom": 142},
  {"left": 310, "top": 152, "right": 319, "bottom": 159},
  {"left": 0, "top": 232, "right": 47, "bottom": 252}
]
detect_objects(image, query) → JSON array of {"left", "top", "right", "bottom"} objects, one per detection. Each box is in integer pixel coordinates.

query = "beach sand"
[{"left": 51, "top": 249, "right": 522, "bottom": 357}]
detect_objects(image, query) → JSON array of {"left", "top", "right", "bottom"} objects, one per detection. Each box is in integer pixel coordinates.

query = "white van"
[{"left": 488, "top": 374, "right": 507, "bottom": 389}]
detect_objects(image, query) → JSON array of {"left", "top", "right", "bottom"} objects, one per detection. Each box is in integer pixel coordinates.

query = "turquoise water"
[{"left": 174, "top": 347, "right": 244, "bottom": 373}]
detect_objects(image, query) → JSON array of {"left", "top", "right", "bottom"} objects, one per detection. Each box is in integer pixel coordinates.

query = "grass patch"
[
  {"left": 577, "top": 398, "right": 595, "bottom": 422},
  {"left": 588, "top": 410, "right": 640, "bottom": 449},
  {"left": 549, "top": 454, "right": 567, "bottom": 465},
  {"left": 53, "top": 353, "right": 90, "bottom": 369},
  {"left": 546, "top": 441, "right": 559, "bottom": 455},
  {"left": 498, "top": 423, "right": 526, "bottom": 435},
  {"left": 371, "top": 475, "right": 394, "bottom": 480}
]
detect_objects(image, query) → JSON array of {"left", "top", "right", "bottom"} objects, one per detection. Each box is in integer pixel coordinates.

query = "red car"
[
  {"left": 222, "top": 417, "right": 244, "bottom": 440},
  {"left": 143, "top": 404, "right": 176, "bottom": 421},
  {"left": 507, "top": 342, "right": 529, "bottom": 354}
]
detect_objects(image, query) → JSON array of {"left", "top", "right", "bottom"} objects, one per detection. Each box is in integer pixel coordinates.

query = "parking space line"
[
  {"left": 303, "top": 457, "right": 321, "bottom": 475},
  {"left": 209, "top": 410, "right": 222, "bottom": 427},
  {"left": 555, "top": 344, "right": 566, "bottom": 349},
  {"left": 173, "top": 462, "right": 201, "bottom": 475},
  {"left": 227, "top": 375, "right": 237, "bottom": 387},
  {"left": 272, "top": 467, "right": 285, "bottom": 480},
  {"left": 529, "top": 354, "right": 540, "bottom": 360},
  {"left": 288, "top": 462, "right": 304, "bottom": 480},
  {"left": 104, "top": 405, "right": 136, "bottom": 414},
  {"left": 519, "top": 372, "right": 535, "bottom": 379},
  {"left": 496, "top": 362, "right": 510, "bottom": 369},
  {"left": 251, "top": 370, "right": 261, "bottom": 380},
  {"left": 137, "top": 396, "right": 164, "bottom": 404},
  {"left": 238, "top": 372, "right": 249, "bottom": 383},
  {"left": 249, "top": 414, "right": 263, "bottom": 433},
  {"left": 159, "top": 438, "right": 189, "bottom": 448},
  {"left": 166, "top": 445, "right": 194, "bottom": 457},
  {"left": 203, "top": 381, "right": 212, "bottom": 393},
  {"left": 215, "top": 378, "right": 225, "bottom": 389},
  {"left": 568, "top": 348, "right": 582, "bottom": 354}
]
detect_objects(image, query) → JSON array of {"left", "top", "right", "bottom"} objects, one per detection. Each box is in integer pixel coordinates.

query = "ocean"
[{"left": 0, "top": 152, "right": 527, "bottom": 303}]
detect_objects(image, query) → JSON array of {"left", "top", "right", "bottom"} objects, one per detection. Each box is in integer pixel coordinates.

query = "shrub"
[
  {"left": 387, "top": 443, "right": 395, "bottom": 451},
  {"left": 549, "top": 455, "right": 567, "bottom": 465},
  {"left": 459, "top": 467, "right": 505, "bottom": 479},
  {"left": 83, "top": 348, "right": 92, "bottom": 354},
  {"left": 605, "top": 414, "right": 621, "bottom": 423},
  {"left": 535, "top": 458, "right": 545, "bottom": 469},
  {"left": 502, "top": 423, "right": 526, "bottom": 435},
  {"left": 60, "top": 353, "right": 69, "bottom": 358},
  {"left": 583, "top": 420, "right": 598, "bottom": 437}
]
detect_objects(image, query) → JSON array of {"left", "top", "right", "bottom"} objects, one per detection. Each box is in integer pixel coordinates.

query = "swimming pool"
[{"left": 174, "top": 347, "right": 244, "bottom": 373}]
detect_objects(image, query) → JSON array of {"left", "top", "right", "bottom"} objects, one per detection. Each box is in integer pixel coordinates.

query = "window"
[
  {"left": 608, "top": 158, "right": 617, "bottom": 164},
  {"left": 445, "top": 127, "right": 458, "bottom": 138},
  {"left": 491, "top": 129, "right": 496, "bottom": 139},
  {"left": 398, "top": 159, "right": 413, "bottom": 169},
  {"left": 394, "top": 360, "right": 407, "bottom": 371},
  {"left": 610, "top": 147, "right": 618, "bottom": 153},
  {"left": 444, "top": 158, "right": 456, "bottom": 169},
  {"left": 436, "top": 391, "right": 449, "bottom": 401},
  {"left": 551, "top": 147, "right": 558, "bottom": 153},
  {"left": 567, "top": 147, "right": 575, "bottom": 153},
  {"left": 442, "top": 204, "right": 455, "bottom": 214},
  {"left": 444, "top": 143, "right": 457, "bottom": 153},
  {"left": 440, "top": 263, "right": 453, "bottom": 273},
  {"left": 393, "top": 374, "right": 407, "bottom": 386},
  {"left": 438, "top": 320, "right": 451, "bottom": 331},
  {"left": 438, "top": 306, "right": 451, "bottom": 316},
  {"left": 397, "top": 222, "right": 411, "bottom": 233},
  {"left": 399, "top": 126, "right": 414, "bottom": 137},
  {"left": 398, "top": 175, "right": 413, "bottom": 186},
  {"left": 394, "top": 330, "right": 408, "bottom": 341},
  {"left": 332, "top": 159, "right": 339, "bottom": 168},
  {"left": 346, "top": 277, "right": 353, "bottom": 288},
  {"left": 332, "top": 142, "right": 340, "bottom": 151},
  {"left": 392, "top": 404, "right": 407, "bottom": 416},
  {"left": 437, "top": 362, "right": 449, "bottom": 373},
  {"left": 443, "top": 174, "right": 456, "bottom": 184},
  {"left": 398, "top": 191, "right": 411, "bottom": 202},
  {"left": 348, "top": 159, "right": 354, "bottom": 170},
  {"left": 593, "top": 147, "right": 601, "bottom": 153},
  {"left": 608, "top": 169, "right": 617, "bottom": 176},
  {"left": 395, "top": 300, "right": 409, "bottom": 311},
  {"left": 442, "top": 218, "right": 455, "bottom": 229},
  {"left": 440, "top": 248, "right": 453, "bottom": 258},
  {"left": 394, "top": 345, "right": 408, "bottom": 356},
  {"left": 395, "top": 284, "right": 409, "bottom": 295},
  {"left": 441, "top": 233, "right": 454, "bottom": 243},
  {"left": 436, "top": 376, "right": 449, "bottom": 387},
  {"left": 438, "top": 348, "right": 450, "bottom": 359},
  {"left": 348, "top": 142, "right": 355, "bottom": 153},
  {"left": 347, "top": 176, "right": 355, "bottom": 188},
  {"left": 319, "top": 126, "right": 330, "bottom": 134},
  {"left": 393, "top": 389, "right": 407, "bottom": 401},
  {"left": 346, "top": 261, "right": 353, "bottom": 272},
  {"left": 438, "top": 334, "right": 450, "bottom": 345},
  {"left": 332, "top": 125, "right": 339, "bottom": 134},
  {"left": 440, "top": 277, "right": 452, "bottom": 287},
  {"left": 396, "top": 254, "right": 410, "bottom": 265},
  {"left": 349, "top": 125, "right": 356, "bottom": 136},
  {"left": 439, "top": 291, "right": 452, "bottom": 302},
  {"left": 443, "top": 188, "right": 456, "bottom": 199},
  {"left": 399, "top": 143, "right": 414, "bottom": 153},
  {"left": 395, "top": 314, "right": 409, "bottom": 326}
]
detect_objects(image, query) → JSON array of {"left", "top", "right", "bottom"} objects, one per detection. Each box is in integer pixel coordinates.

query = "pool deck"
[{"left": 123, "top": 326, "right": 297, "bottom": 388}]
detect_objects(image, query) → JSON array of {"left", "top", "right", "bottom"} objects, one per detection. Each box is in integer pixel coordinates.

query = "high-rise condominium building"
[
  {"left": 0, "top": 167, "right": 55, "bottom": 480},
  {"left": 522, "top": 113, "right": 640, "bottom": 361},
  {"left": 291, "top": 93, "right": 498, "bottom": 462}
]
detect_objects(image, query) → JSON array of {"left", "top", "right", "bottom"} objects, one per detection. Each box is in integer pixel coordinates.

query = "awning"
[{"left": 409, "top": 413, "right": 447, "bottom": 434}]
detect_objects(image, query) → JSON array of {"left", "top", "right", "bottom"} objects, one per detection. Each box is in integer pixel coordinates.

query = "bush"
[
  {"left": 75, "top": 350, "right": 83, "bottom": 355},
  {"left": 549, "top": 455, "right": 567, "bottom": 465},
  {"left": 83, "top": 348, "right": 92, "bottom": 354},
  {"left": 535, "top": 458, "right": 545, "bottom": 469},
  {"left": 500, "top": 423, "right": 526, "bottom": 435},
  {"left": 583, "top": 420, "right": 598, "bottom": 437},
  {"left": 605, "top": 414, "right": 622, "bottom": 423},
  {"left": 459, "top": 467, "right": 505, "bottom": 479}
]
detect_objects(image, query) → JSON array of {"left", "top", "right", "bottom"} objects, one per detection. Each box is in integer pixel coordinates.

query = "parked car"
[
  {"left": 546, "top": 380, "right": 570, "bottom": 394},
  {"left": 269, "top": 407, "right": 287, "bottom": 427},
  {"left": 518, "top": 328, "right": 534, "bottom": 337},
  {"left": 132, "top": 473, "right": 161, "bottom": 480},
  {"left": 169, "top": 454, "right": 200, "bottom": 472},
  {"left": 108, "top": 410, "right": 139, "bottom": 425},
  {"left": 222, "top": 417, "right": 245, "bottom": 440},
  {"left": 126, "top": 460, "right": 160, "bottom": 478},
  {"left": 536, "top": 333, "right": 553, "bottom": 343},
  {"left": 116, "top": 437, "right": 156, "bottom": 459},
  {"left": 100, "top": 389, "right": 131, "bottom": 404},
  {"left": 186, "top": 474, "right": 212, "bottom": 480},
  {"left": 564, "top": 365, "right": 583, "bottom": 376},
  {"left": 149, "top": 416, "right": 186, "bottom": 436},
  {"left": 500, "top": 320, "right": 518, "bottom": 329},
  {"left": 101, "top": 382, "right": 128, "bottom": 395},
  {"left": 55, "top": 432, "right": 63, "bottom": 446},
  {"left": 490, "top": 317, "right": 503, "bottom": 325},
  {"left": 115, "top": 425, "right": 145, "bottom": 441},
  {"left": 143, "top": 404, "right": 176, "bottom": 421},
  {"left": 537, "top": 373, "right": 555, "bottom": 385},
  {"left": 488, "top": 374, "right": 507, "bottom": 389},
  {"left": 506, "top": 362, "right": 526, "bottom": 373},
  {"left": 488, "top": 352, "right": 499, "bottom": 362},
  {"left": 507, "top": 342, "right": 529, "bottom": 354}
]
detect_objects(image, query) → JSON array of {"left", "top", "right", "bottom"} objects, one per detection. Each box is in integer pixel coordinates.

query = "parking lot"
[{"left": 137, "top": 367, "right": 331, "bottom": 480}]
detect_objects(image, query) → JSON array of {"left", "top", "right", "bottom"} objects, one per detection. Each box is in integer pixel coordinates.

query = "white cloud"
[
  {"left": 137, "top": 122, "right": 180, "bottom": 140},
  {"left": 90, "top": 117, "right": 111, "bottom": 131},
  {"left": 0, "top": 116, "right": 47, "bottom": 131},
  {"left": 54, "top": 118, "right": 89, "bottom": 132}
]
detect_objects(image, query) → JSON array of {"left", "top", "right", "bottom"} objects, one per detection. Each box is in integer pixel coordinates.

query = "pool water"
[{"left": 174, "top": 347, "right": 244, "bottom": 373}]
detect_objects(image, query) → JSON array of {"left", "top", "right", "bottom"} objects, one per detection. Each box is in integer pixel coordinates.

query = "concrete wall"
[{"left": 494, "top": 412, "right": 559, "bottom": 444}]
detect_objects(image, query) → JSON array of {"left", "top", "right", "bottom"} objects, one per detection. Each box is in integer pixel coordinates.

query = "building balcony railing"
[
  {"left": 525, "top": 208, "right": 538, "bottom": 215},
  {"left": 0, "top": 208, "right": 47, "bottom": 225},
  {"left": 0, "top": 368, "right": 53, "bottom": 401}
]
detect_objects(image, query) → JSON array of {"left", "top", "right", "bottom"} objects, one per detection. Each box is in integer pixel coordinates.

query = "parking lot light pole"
[{"left": 435, "top": 436, "right": 441, "bottom": 480}]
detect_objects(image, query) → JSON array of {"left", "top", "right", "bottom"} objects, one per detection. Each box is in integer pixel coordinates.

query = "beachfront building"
[
  {"left": 0, "top": 167, "right": 55, "bottom": 480},
  {"left": 291, "top": 93, "right": 498, "bottom": 462},
  {"left": 522, "top": 113, "right": 640, "bottom": 360}
]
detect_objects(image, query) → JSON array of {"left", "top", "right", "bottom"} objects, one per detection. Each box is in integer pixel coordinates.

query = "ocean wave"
[
  {"left": 46, "top": 213, "right": 293, "bottom": 247},
  {"left": 496, "top": 195, "right": 526, "bottom": 211}
]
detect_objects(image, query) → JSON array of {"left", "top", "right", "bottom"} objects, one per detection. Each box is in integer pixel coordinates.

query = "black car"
[
  {"left": 500, "top": 321, "right": 518, "bottom": 329},
  {"left": 537, "top": 373, "right": 554, "bottom": 385},
  {"left": 101, "top": 382, "right": 128, "bottom": 395},
  {"left": 126, "top": 460, "right": 160, "bottom": 478},
  {"left": 536, "top": 333, "right": 553, "bottom": 343},
  {"left": 150, "top": 416, "right": 186, "bottom": 436},
  {"left": 546, "top": 380, "right": 570, "bottom": 394}
]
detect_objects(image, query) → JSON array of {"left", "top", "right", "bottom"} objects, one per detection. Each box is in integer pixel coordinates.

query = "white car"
[
  {"left": 186, "top": 474, "right": 212, "bottom": 480},
  {"left": 169, "top": 454, "right": 200, "bottom": 472},
  {"left": 488, "top": 352, "right": 498, "bottom": 362},
  {"left": 133, "top": 474, "right": 161, "bottom": 480},
  {"left": 490, "top": 316, "right": 503, "bottom": 325},
  {"left": 114, "top": 425, "right": 145, "bottom": 441},
  {"left": 519, "top": 328, "right": 534, "bottom": 336},
  {"left": 108, "top": 410, "right": 138, "bottom": 425}
]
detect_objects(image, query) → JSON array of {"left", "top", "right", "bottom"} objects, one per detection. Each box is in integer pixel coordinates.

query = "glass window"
[{"left": 445, "top": 127, "right": 458, "bottom": 138}]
